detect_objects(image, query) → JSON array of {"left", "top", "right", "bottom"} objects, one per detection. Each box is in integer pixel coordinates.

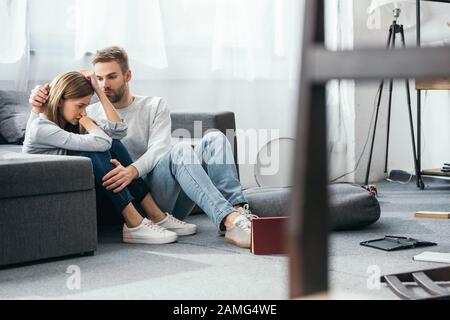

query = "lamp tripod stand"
[{"left": 364, "top": 8, "right": 420, "bottom": 187}]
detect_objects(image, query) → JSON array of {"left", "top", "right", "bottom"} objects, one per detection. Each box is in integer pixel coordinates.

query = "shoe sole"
[
  {"left": 171, "top": 228, "right": 197, "bottom": 236},
  {"left": 225, "top": 236, "right": 250, "bottom": 249},
  {"left": 123, "top": 235, "right": 178, "bottom": 245}
]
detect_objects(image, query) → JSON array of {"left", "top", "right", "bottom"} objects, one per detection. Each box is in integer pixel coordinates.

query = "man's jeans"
[
  {"left": 144, "top": 131, "right": 247, "bottom": 229},
  {"left": 74, "top": 140, "right": 148, "bottom": 214}
]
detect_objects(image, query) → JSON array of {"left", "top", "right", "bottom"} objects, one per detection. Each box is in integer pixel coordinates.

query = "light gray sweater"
[
  {"left": 87, "top": 96, "right": 172, "bottom": 177},
  {"left": 22, "top": 112, "right": 128, "bottom": 155}
]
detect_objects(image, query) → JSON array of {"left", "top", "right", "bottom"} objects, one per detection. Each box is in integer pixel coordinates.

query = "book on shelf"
[
  {"left": 414, "top": 211, "right": 450, "bottom": 219},
  {"left": 251, "top": 217, "right": 289, "bottom": 255}
]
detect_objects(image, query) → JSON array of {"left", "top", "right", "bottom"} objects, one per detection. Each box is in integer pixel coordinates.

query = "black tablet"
[{"left": 360, "top": 236, "right": 437, "bottom": 251}]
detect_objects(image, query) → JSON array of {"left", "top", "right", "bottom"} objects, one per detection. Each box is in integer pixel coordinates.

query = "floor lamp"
[{"left": 364, "top": 0, "right": 420, "bottom": 187}]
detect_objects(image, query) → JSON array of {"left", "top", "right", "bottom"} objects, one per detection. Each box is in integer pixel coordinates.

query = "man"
[{"left": 30, "top": 46, "right": 256, "bottom": 248}]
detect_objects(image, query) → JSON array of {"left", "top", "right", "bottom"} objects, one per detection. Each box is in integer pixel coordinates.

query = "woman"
[{"left": 23, "top": 71, "right": 196, "bottom": 244}]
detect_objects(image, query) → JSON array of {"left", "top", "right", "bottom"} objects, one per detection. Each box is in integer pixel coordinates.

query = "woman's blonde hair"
[{"left": 44, "top": 72, "right": 94, "bottom": 128}]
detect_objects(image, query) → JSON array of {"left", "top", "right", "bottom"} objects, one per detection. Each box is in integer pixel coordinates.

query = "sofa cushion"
[
  {"left": 243, "top": 183, "right": 380, "bottom": 231},
  {"left": 0, "top": 90, "right": 30, "bottom": 144},
  {"left": 0, "top": 147, "right": 94, "bottom": 199},
  {"left": 243, "top": 187, "right": 290, "bottom": 217}
]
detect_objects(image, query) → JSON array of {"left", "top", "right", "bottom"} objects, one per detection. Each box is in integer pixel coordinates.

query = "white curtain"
[
  {"left": 325, "top": 0, "right": 356, "bottom": 182},
  {"left": 0, "top": 0, "right": 28, "bottom": 63},
  {"left": 74, "top": 0, "right": 167, "bottom": 69},
  {"left": 0, "top": 0, "right": 303, "bottom": 188},
  {"left": 0, "top": 0, "right": 29, "bottom": 91},
  {"left": 212, "top": 0, "right": 295, "bottom": 81}
]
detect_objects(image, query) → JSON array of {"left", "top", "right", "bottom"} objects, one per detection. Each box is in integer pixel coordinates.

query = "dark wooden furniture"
[
  {"left": 415, "top": 0, "right": 450, "bottom": 189},
  {"left": 291, "top": 0, "right": 450, "bottom": 298}
]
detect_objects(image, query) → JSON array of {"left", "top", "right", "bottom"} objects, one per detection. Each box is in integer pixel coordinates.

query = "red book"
[{"left": 251, "top": 217, "right": 289, "bottom": 255}]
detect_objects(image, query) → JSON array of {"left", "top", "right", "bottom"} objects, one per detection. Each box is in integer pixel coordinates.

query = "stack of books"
[
  {"left": 413, "top": 252, "right": 450, "bottom": 264},
  {"left": 441, "top": 163, "right": 450, "bottom": 173}
]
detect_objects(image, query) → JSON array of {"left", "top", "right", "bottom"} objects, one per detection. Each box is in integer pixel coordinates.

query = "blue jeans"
[
  {"left": 74, "top": 140, "right": 148, "bottom": 214},
  {"left": 144, "top": 131, "right": 247, "bottom": 229}
]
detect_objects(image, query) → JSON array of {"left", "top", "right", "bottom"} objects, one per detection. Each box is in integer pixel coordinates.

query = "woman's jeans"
[
  {"left": 144, "top": 131, "right": 247, "bottom": 229},
  {"left": 73, "top": 140, "right": 148, "bottom": 214}
]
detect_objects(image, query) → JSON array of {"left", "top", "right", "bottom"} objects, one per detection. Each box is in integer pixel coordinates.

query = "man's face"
[{"left": 94, "top": 61, "right": 130, "bottom": 103}]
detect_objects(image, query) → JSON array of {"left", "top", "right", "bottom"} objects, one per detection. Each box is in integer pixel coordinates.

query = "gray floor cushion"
[{"left": 243, "top": 183, "right": 380, "bottom": 231}]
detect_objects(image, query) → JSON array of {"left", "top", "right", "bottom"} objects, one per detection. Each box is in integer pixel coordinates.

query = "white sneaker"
[
  {"left": 219, "top": 204, "right": 257, "bottom": 237},
  {"left": 156, "top": 213, "right": 197, "bottom": 236},
  {"left": 225, "top": 214, "right": 252, "bottom": 249},
  {"left": 123, "top": 218, "right": 178, "bottom": 244},
  {"left": 237, "top": 204, "right": 258, "bottom": 221}
]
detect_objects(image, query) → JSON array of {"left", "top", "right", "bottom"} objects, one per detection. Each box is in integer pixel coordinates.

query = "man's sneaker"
[
  {"left": 225, "top": 214, "right": 252, "bottom": 249},
  {"left": 157, "top": 213, "right": 197, "bottom": 236},
  {"left": 123, "top": 218, "right": 178, "bottom": 244},
  {"left": 237, "top": 204, "right": 258, "bottom": 221},
  {"left": 219, "top": 204, "right": 257, "bottom": 236}
]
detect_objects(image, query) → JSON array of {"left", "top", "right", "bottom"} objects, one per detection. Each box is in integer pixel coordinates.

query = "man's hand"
[
  {"left": 29, "top": 84, "right": 49, "bottom": 112},
  {"left": 80, "top": 70, "right": 100, "bottom": 91},
  {"left": 102, "top": 159, "right": 139, "bottom": 193}
]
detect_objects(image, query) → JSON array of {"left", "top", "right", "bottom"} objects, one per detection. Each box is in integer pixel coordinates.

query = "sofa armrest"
[
  {"left": 170, "top": 111, "right": 239, "bottom": 177},
  {"left": 0, "top": 151, "right": 94, "bottom": 199}
]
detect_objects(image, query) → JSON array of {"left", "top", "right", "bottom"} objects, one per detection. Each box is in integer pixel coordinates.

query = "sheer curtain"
[
  {"left": 0, "top": 0, "right": 29, "bottom": 91},
  {"left": 0, "top": 0, "right": 304, "bottom": 187},
  {"left": 325, "top": 0, "right": 356, "bottom": 182},
  {"left": 211, "top": 0, "right": 297, "bottom": 81},
  {"left": 0, "top": 0, "right": 28, "bottom": 63},
  {"left": 74, "top": 0, "right": 167, "bottom": 69}
]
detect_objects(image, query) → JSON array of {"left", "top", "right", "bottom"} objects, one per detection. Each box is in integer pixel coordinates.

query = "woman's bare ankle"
[
  {"left": 123, "top": 203, "right": 144, "bottom": 228},
  {"left": 124, "top": 217, "right": 143, "bottom": 229},
  {"left": 148, "top": 211, "right": 167, "bottom": 224}
]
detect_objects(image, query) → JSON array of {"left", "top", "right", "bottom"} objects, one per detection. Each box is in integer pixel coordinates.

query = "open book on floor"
[
  {"left": 251, "top": 217, "right": 289, "bottom": 255},
  {"left": 413, "top": 252, "right": 450, "bottom": 264}
]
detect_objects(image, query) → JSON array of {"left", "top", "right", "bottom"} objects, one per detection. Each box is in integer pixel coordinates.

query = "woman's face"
[{"left": 61, "top": 95, "right": 92, "bottom": 125}]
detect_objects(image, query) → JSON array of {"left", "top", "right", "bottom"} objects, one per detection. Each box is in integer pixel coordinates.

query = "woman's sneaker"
[
  {"left": 225, "top": 214, "right": 252, "bottom": 248},
  {"left": 156, "top": 213, "right": 197, "bottom": 236},
  {"left": 123, "top": 218, "right": 178, "bottom": 244}
]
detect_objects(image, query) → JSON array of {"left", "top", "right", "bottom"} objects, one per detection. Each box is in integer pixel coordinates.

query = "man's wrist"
[
  {"left": 128, "top": 165, "right": 139, "bottom": 179},
  {"left": 94, "top": 87, "right": 102, "bottom": 96}
]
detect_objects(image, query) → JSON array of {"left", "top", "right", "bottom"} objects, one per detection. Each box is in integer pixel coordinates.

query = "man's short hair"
[{"left": 91, "top": 46, "right": 130, "bottom": 74}]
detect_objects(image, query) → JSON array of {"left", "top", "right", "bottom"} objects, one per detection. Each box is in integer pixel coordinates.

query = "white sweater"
[
  {"left": 22, "top": 112, "right": 127, "bottom": 155},
  {"left": 87, "top": 96, "right": 172, "bottom": 177}
]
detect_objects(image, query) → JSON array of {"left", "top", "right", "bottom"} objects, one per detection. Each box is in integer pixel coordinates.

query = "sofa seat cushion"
[
  {"left": 243, "top": 183, "right": 380, "bottom": 231},
  {"left": 0, "top": 147, "right": 94, "bottom": 199}
]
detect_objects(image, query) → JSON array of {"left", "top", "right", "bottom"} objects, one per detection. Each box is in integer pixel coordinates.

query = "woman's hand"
[
  {"left": 80, "top": 70, "right": 100, "bottom": 91},
  {"left": 79, "top": 115, "right": 99, "bottom": 133}
]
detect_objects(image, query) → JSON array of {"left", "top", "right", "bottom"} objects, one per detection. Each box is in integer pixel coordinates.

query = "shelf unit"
[{"left": 415, "top": 0, "right": 450, "bottom": 189}]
